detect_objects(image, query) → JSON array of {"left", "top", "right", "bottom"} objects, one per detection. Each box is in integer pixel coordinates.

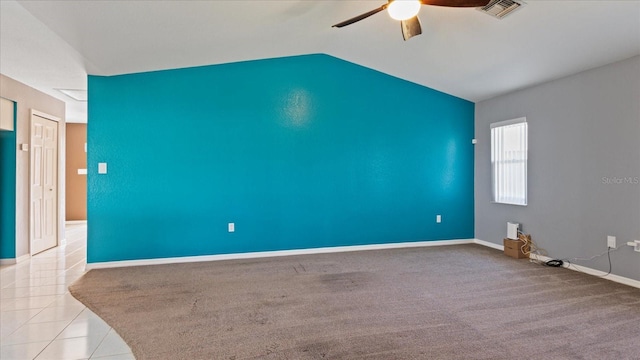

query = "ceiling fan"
[{"left": 332, "top": 0, "right": 491, "bottom": 41}]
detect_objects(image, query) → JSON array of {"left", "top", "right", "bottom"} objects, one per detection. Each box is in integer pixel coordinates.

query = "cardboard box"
[{"left": 504, "top": 238, "right": 529, "bottom": 259}]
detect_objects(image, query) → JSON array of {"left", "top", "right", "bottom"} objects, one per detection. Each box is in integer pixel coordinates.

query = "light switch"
[
  {"left": 98, "top": 162, "right": 107, "bottom": 174},
  {"left": 228, "top": 223, "right": 235, "bottom": 232}
]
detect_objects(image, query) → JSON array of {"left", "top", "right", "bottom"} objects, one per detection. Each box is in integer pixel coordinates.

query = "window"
[{"left": 491, "top": 118, "right": 527, "bottom": 206}]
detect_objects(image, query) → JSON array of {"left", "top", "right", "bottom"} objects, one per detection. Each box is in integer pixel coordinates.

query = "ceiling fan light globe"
[{"left": 388, "top": 0, "right": 421, "bottom": 21}]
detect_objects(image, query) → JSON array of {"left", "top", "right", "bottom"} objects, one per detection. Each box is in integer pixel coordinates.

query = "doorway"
[
  {"left": 65, "top": 123, "right": 87, "bottom": 221},
  {"left": 30, "top": 110, "right": 59, "bottom": 255}
]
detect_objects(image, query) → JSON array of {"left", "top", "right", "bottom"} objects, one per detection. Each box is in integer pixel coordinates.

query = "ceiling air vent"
[{"left": 478, "top": 0, "right": 524, "bottom": 19}]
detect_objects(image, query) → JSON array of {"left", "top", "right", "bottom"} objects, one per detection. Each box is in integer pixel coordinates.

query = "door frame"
[{"left": 29, "top": 109, "right": 61, "bottom": 256}]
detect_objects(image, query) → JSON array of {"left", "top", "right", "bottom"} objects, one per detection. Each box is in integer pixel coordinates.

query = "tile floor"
[{"left": 1, "top": 223, "right": 135, "bottom": 360}]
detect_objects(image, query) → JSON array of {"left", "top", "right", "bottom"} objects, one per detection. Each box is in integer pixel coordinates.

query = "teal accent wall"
[
  {"left": 87, "top": 54, "right": 474, "bottom": 263},
  {"left": 0, "top": 101, "right": 16, "bottom": 259}
]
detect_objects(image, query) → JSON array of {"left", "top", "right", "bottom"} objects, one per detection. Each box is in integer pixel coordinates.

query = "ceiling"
[{"left": 1, "top": 0, "right": 639, "bottom": 123}]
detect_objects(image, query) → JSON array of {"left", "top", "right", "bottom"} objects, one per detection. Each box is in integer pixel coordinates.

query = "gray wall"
[{"left": 475, "top": 56, "right": 640, "bottom": 281}]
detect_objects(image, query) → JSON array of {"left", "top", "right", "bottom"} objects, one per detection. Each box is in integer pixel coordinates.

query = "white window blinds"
[{"left": 491, "top": 118, "right": 528, "bottom": 206}]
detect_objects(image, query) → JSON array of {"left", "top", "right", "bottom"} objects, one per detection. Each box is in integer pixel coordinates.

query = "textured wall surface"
[
  {"left": 88, "top": 54, "right": 474, "bottom": 263},
  {"left": 475, "top": 56, "right": 640, "bottom": 281}
]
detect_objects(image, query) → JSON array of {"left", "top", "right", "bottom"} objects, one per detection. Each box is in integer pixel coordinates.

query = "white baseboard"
[
  {"left": 472, "top": 238, "right": 640, "bottom": 289},
  {"left": 0, "top": 258, "right": 16, "bottom": 266},
  {"left": 84, "top": 238, "right": 640, "bottom": 289},
  {"left": 0, "top": 253, "right": 30, "bottom": 266},
  {"left": 528, "top": 253, "right": 640, "bottom": 289},
  {"left": 473, "top": 238, "right": 504, "bottom": 251},
  {"left": 86, "top": 239, "right": 476, "bottom": 270},
  {"left": 66, "top": 220, "right": 87, "bottom": 225}
]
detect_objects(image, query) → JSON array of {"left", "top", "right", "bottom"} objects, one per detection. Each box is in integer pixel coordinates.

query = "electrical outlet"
[
  {"left": 627, "top": 240, "right": 640, "bottom": 252},
  {"left": 607, "top": 235, "right": 616, "bottom": 248}
]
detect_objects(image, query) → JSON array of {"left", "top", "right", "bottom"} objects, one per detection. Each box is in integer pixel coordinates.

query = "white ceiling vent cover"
[{"left": 478, "top": 0, "right": 524, "bottom": 19}]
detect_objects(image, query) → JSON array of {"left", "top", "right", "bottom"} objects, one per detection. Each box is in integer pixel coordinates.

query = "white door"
[{"left": 31, "top": 114, "right": 58, "bottom": 255}]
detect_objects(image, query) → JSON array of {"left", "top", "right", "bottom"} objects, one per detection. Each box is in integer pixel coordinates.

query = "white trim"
[
  {"left": 473, "top": 238, "right": 504, "bottom": 251},
  {"left": 0, "top": 254, "right": 29, "bottom": 266},
  {"left": 86, "top": 239, "right": 476, "bottom": 270},
  {"left": 490, "top": 116, "right": 526, "bottom": 128},
  {"left": 31, "top": 109, "right": 61, "bottom": 122},
  {"left": 472, "top": 238, "right": 640, "bottom": 289},
  {"left": 0, "top": 259, "right": 16, "bottom": 266},
  {"left": 528, "top": 253, "right": 640, "bottom": 289},
  {"left": 65, "top": 220, "right": 87, "bottom": 225},
  {"left": 84, "top": 238, "right": 640, "bottom": 289},
  {"left": 17, "top": 253, "right": 31, "bottom": 263}
]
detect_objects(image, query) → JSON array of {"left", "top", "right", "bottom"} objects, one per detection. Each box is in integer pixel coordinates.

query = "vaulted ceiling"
[{"left": 1, "top": 0, "right": 639, "bottom": 123}]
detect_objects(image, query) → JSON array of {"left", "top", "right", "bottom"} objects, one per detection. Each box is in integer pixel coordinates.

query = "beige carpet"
[{"left": 70, "top": 245, "right": 640, "bottom": 359}]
